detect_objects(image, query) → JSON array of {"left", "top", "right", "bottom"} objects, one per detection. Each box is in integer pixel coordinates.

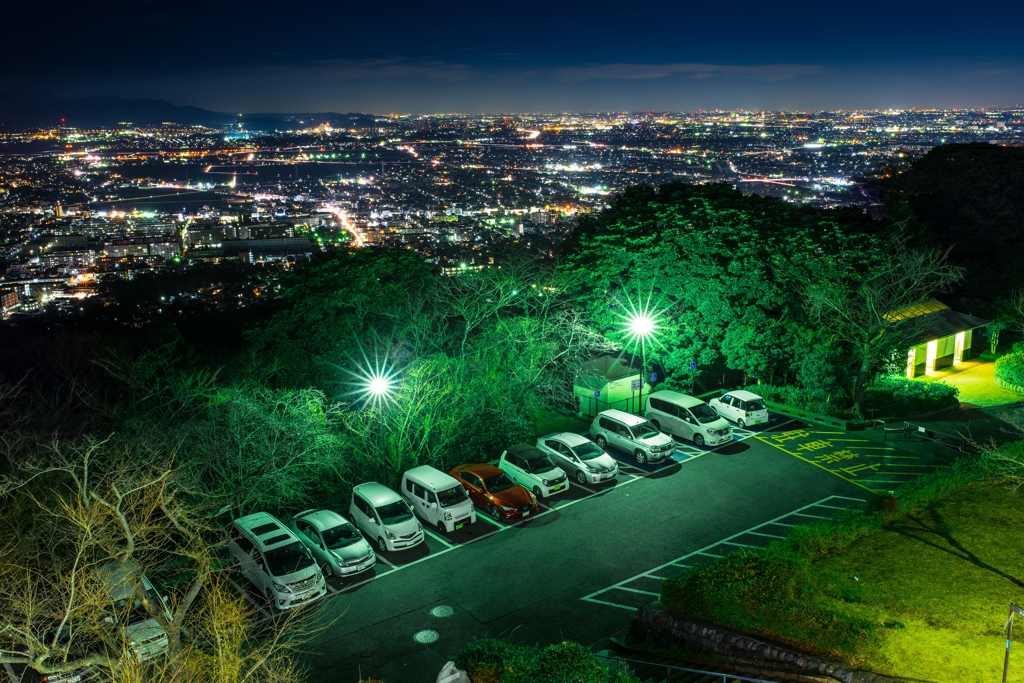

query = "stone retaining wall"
[{"left": 629, "top": 605, "right": 893, "bottom": 683}]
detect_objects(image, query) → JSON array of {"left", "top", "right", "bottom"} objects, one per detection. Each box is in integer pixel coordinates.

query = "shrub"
[
  {"left": 742, "top": 384, "right": 851, "bottom": 417},
  {"left": 996, "top": 352, "right": 1024, "bottom": 388},
  {"left": 863, "top": 374, "right": 958, "bottom": 417},
  {"left": 746, "top": 374, "right": 958, "bottom": 420},
  {"left": 455, "top": 638, "right": 617, "bottom": 683},
  {"left": 1012, "top": 341, "right": 1024, "bottom": 355}
]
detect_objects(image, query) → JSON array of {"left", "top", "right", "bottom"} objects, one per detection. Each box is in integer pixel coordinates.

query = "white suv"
[
  {"left": 588, "top": 409, "right": 676, "bottom": 465},
  {"left": 644, "top": 390, "right": 733, "bottom": 447},
  {"left": 227, "top": 512, "right": 327, "bottom": 610},
  {"left": 498, "top": 444, "right": 569, "bottom": 498}
]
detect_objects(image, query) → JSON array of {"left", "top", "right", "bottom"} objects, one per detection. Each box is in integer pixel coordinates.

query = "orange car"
[{"left": 449, "top": 463, "right": 539, "bottom": 522}]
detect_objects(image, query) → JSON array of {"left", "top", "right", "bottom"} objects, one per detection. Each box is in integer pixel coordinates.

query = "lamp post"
[
  {"left": 365, "top": 373, "right": 395, "bottom": 462},
  {"left": 627, "top": 313, "right": 655, "bottom": 415}
]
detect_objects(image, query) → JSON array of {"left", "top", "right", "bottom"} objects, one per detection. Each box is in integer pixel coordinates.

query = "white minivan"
[
  {"left": 644, "top": 390, "right": 733, "bottom": 448},
  {"left": 227, "top": 512, "right": 327, "bottom": 610},
  {"left": 709, "top": 390, "right": 769, "bottom": 428},
  {"left": 401, "top": 465, "right": 477, "bottom": 534}
]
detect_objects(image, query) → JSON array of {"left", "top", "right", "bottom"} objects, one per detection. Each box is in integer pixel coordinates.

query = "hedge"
[
  {"left": 454, "top": 638, "right": 636, "bottom": 683},
  {"left": 745, "top": 374, "right": 958, "bottom": 420},
  {"left": 995, "top": 352, "right": 1024, "bottom": 389}
]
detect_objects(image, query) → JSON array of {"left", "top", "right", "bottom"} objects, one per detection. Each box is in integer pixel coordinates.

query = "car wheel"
[
  {"left": 595, "top": 435, "right": 607, "bottom": 449},
  {"left": 490, "top": 505, "right": 502, "bottom": 521},
  {"left": 650, "top": 419, "right": 661, "bottom": 431},
  {"left": 322, "top": 562, "right": 333, "bottom": 578},
  {"left": 575, "top": 470, "right": 587, "bottom": 485},
  {"left": 634, "top": 450, "right": 647, "bottom": 465},
  {"left": 533, "top": 486, "right": 543, "bottom": 499},
  {"left": 436, "top": 521, "right": 447, "bottom": 534},
  {"left": 694, "top": 434, "right": 705, "bottom": 447},
  {"left": 377, "top": 537, "right": 388, "bottom": 553},
  {"left": 737, "top": 418, "right": 746, "bottom": 428}
]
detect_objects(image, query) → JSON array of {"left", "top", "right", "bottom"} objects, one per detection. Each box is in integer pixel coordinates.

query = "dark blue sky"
[{"left": 9, "top": 0, "right": 1024, "bottom": 112}]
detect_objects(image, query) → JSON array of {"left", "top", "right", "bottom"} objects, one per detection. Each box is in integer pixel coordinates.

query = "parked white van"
[
  {"left": 401, "top": 465, "right": 477, "bottom": 534},
  {"left": 227, "top": 512, "right": 327, "bottom": 610},
  {"left": 644, "top": 390, "right": 733, "bottom": 448}
]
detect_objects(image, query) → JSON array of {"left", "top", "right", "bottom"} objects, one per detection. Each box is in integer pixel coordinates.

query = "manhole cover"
[
  {"left": 430, "top": 605, "right": 454, "bottom": 618},
  {"left": 414, "top": 629, "right": 440, "bottom": 644}
]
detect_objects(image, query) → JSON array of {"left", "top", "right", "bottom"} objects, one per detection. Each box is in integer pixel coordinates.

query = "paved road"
[{"left": 286, "top": 419, "right": 869, "bottom": 682}]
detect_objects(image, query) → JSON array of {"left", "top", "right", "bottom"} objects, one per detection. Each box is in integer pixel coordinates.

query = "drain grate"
[
  {"left": 414, "top": 629, "right": 439, "bottom": 644},
  {"left": 430, "top": 605, "right": 454, "bottom": 618}
]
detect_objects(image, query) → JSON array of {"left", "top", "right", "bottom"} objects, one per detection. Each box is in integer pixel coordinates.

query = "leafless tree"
[
  {"left": 796, "top": 240, "right": 963, "bottom": 418},
  {"left": 0, "top": 437, "right": 305, "bottom": 681}
]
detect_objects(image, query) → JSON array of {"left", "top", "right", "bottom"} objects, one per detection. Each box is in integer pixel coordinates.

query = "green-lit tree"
[{"left": 561, "top": 182, "right": 882, "bottom": 391}]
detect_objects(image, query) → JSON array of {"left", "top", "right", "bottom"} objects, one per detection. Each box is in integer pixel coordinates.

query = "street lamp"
[{"left": 626, "top": 312, "right": 657, "bottom": 415}]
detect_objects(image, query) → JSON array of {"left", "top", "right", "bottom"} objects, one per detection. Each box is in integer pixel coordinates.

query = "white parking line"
[
  {"left": 422, "top": 527, "right": 455, "bottom": 548},
  {"left": 580, "top": 495, "right": 865, "bottom": 611},
  {"left": 375, "top": 554, "right": 398, "bottom": 569}
]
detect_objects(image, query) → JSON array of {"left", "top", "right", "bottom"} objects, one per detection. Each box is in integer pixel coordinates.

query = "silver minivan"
[
  {"left": 227, "top": 512, "right": 327, "bottom": 610},
  {"left": 400, "top": 465, "right": 477, "bottom": 533},
  {"left": 290, "top": 509, "right": 376, "bottom": 578},
  {"left": 644, "top": 390, "right": 733, "bottom": 447},
  {"left": 349, "top": 482, "right": 424, "bottom": 552},
  {"left": 588, "top": 408, "right": 676, "bottom": 465}
]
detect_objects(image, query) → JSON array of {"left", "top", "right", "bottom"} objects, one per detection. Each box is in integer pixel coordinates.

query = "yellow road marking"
[{"left": 755, "top": 436, "right": 874, "bottom": 492}]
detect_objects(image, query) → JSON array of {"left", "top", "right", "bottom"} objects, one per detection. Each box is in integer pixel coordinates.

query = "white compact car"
[
  {"left": 349, "top": 482, "right": 424, "bottom": 552},
  {"left": 227, "top": 512, "right": 327, "bottom": 610},
  {"left": 290, "top": 509, "right": 376, "bottom": 578},
  {"left": 536, "top": 432, "right": 618, "bottom": 485},
  {"left": 644, "top": 390, "right": 733, "bottom": 448},
  {"left": 709, "top": 390, "right": 769, "bottom": 428},
  {"left": 498, "top": 444, "right": 569, "bottom": 498},
  {"left": 401, "top": 465, "right": 477, "bottom": 533},
  {"left": 588, "top": 409, "right": 676, "bottom": 465}
]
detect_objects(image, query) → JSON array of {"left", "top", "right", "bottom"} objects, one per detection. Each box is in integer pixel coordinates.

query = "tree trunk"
[{"left": 854, "top": 348, "right": 871, "bottom": 420}]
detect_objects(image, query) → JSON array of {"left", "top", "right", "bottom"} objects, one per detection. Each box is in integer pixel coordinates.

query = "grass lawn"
[{"left": 805, "top": 484, "right": 1024, "bottom": 682}]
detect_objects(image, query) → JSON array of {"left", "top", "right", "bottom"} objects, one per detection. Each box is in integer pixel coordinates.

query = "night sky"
[{"left": 8, "top": 0, "right": 1024, "bottom": 113}]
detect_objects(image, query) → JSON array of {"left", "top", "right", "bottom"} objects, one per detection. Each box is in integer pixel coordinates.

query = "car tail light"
[{"left": 745, "top": 412, "right": 750, "bottom": 417}]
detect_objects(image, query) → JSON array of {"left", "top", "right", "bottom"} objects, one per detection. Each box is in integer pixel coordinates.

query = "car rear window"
[
  {"left": 251, "top": 523, "right": 279, "bottom": 536},
  {"left": 746, "top": 399, "right": 766, "bottom": 411}
]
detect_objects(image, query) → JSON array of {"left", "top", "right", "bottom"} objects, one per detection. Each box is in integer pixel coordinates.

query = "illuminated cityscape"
[{"left": 2, "top": 109, "right": 1021, "bottom": 319}]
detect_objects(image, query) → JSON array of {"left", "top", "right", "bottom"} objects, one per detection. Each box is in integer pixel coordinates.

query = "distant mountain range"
[{"left": 0, "top": 92, "right": 379, "bottom": 131}]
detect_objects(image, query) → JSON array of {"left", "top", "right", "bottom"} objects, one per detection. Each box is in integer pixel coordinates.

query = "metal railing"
[
  {"left": 873, "top": 419, "right": 973, "bottom": 454},
  {"left": 601, "top": 653, "right": 780, "bottom": 683},
  {"left": 578, "top": 394, "right": 645, "bottom": 417}
]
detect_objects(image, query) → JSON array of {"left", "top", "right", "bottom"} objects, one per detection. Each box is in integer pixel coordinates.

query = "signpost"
[
  {"left": 1004, "top": 603, "right": 1024, "bottom": 683},
  {"left": 631, "top": 379, "right": 642, "bottom": 392},
  {"left": 651, "top": 372, "right": 657, "bottom": 382}
]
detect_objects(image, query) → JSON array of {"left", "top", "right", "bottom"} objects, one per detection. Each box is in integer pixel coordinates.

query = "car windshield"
[
  {"left": 572, "top": 442, "right": 604, "bottom": 460},
  {"left": 375, "top": 501, "right": 413, "bottom": 525},
  {"left": 321, "top": 523, "right": 362, "bottom": 550},
  {"left": 746, "top": 399, "right": 766, "bottom": 411},
  {"left": 264, "top": 542, "right": 315, "bottom": 577},
  {"left": 437, "top": 485, "right": 468, "bottom": 507},
  {"left": 483, "top": 472, "right": 516, "bottom": 492},
  {"left": 631, "top": 421, "right": 660, "bottom": 439},
  {"left": 690, "top": 403, "right": 719, "bottom": 424},
  {"left": 526, "top": 455, "right": 557, "bottom": 474}
]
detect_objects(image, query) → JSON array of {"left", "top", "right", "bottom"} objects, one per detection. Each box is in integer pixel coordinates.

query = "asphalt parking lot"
[{"left": 221, "top": 413, "right": 956, "bottom": 682}]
